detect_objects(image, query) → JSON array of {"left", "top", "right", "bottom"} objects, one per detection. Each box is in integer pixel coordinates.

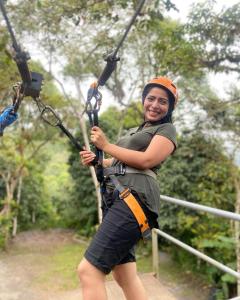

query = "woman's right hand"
[{"left": 79, "top": 149, "right": 96, "bottom": 166}]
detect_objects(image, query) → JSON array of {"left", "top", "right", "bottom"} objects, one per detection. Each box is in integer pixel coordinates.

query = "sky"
[
  {"left": 164, "top": 0, "right": 239, "bottom": 101},
  {"left": 168, "top": 0, "right": 240, "bottom": 20}
]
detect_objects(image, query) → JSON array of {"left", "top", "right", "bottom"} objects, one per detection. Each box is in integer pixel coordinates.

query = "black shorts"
[
  {"left": 84, "top": 189, "right": 158, "bottom": 274},
  {"left": 84, "top": 193, "right": 141, "bottom": 274}
]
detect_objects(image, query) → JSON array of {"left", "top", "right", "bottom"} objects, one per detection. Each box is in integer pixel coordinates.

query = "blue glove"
[{"left": 0, "top": 105, "right": 18, "bottom": 134}]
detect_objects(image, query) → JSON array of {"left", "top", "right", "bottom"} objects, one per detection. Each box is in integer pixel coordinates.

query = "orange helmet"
[{"left": 142, "top": 77, "right": 178, "bottom": 107}]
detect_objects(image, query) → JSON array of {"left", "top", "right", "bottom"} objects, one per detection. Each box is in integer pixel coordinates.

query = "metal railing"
[{"left": 152, "top": 195, "right": 240, "bottom": 299}]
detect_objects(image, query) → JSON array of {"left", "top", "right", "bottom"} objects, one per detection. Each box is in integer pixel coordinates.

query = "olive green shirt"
[{"left": 107, "top": 122, "right": 177, "bottom": 216}]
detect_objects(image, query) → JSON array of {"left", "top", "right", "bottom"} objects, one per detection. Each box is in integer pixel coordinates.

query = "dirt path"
[
  {"left": 0, "top": 229, "right": 210, "bottom": 300},
  {"left": 0, "top": 229, "right": 76, "bottom": 300}
]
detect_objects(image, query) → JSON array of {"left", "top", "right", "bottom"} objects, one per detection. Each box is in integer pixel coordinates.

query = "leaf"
[{"left": 221, "top": 273, "right": 237, "bottom": 284}]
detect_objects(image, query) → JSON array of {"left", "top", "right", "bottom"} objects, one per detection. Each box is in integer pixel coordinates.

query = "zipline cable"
[
  {"left": 0, "top": 0, "right": 43, "bottom": 104},
  {"left": 0, "top": 0, "right": 32, "bottom": 84},
  {"left": 0, "top": 0, "right": 83, "bottom": 150},
  {"left": 97, "top": 0, "right": 146, "bottom": 87},
  {"left": 85, "top": 0, "right": 146, "bottom": 178}
]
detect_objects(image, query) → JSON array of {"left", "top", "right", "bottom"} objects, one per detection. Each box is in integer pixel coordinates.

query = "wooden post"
[{"left": 152, "top": 228, "right": 159, "bottom": 279}]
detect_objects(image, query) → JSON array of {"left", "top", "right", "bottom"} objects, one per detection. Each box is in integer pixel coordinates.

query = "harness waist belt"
[
  {"left": 103, "top": 165, "right": 156, "bottom": 180},
  {"left": 125, "top": 166, "right": 157, "bottom": 180}
]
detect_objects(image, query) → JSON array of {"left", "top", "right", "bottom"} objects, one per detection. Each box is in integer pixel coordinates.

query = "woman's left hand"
[{"left": 90, "top": 126, "right": 110, "bottom": 151}]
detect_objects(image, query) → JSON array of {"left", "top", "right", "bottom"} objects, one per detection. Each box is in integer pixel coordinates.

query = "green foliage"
[
  {"left": 157, "top": 131, "right": 236, "bottom": 296},
  {"left": 149, "top": 19, "right": 203, "bottom": 78},
  {"left": 67, "top": 131, "right": 98, "bottom": 236},
  {"left": 0, "top": 212, "right": 12, "bottom": 249},
  {"left": 0, "top": 27, "right": 69, "bottom": 246},
  {"left": 122, "top": 102, "right": 143, "bottom": 129},
  {"left": 186, "top": 1, "right": 240, "bottom": 73},
  {"left": 19, "top": 168, "right": 57, "bottom": 230},
  {"left": 99, "top": 106, "right": 123, "bottom": 142},
  {"left": 0, "top": 27, "right": 19, "bottom": 101}
]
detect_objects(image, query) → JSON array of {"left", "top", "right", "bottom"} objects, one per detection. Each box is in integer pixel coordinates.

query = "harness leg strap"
[{"left": 120, "top": 188, "right": 150, "bottom": 239}]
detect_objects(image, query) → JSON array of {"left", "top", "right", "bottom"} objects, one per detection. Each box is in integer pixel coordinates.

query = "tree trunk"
[
  {"left": 0, "top": 171, "right": 18, "bottom": 216},
  {"left": 0, "top": 171, "right": 19, "bottom": 247},
  {"left": 12, "top": 175, "right": 23, "bottom": 237},
  {"left": 32, "top": 211, "right": 36, "bottom": 224}
]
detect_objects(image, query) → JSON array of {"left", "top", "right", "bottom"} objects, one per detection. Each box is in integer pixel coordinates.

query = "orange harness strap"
[{"left": 120, "top": 188, "right": 150, "bottom": 236}]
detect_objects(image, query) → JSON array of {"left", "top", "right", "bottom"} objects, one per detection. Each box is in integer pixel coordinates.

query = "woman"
[
  {"left": 0, "top": 105, "right": 18, "bottom": 135},
  {"left": 78, "top": 76, "right": 178, "bottom": 300}
]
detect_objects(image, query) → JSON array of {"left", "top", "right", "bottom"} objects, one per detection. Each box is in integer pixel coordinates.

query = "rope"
[{"left": 113, "top": 0, "right": 146, "bottom": 58}]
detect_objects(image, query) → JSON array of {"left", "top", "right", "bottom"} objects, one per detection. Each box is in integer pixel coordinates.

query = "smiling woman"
[
  {"left": 78, "top": 76, "right": 179, "bottom": 300},
  {"left": 143, "top": 87, "right": 169, "bottom": 122},
  {"left": 142, "top": 77, "right": 178, "bottom": 125}
]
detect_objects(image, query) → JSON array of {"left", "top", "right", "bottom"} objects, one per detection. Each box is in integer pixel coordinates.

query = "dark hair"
[{"left": 142, "top": 84, "right": 175, "bottom": 124}]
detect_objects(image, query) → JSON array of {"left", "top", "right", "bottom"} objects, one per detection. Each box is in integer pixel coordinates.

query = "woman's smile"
[{"left": 143, "top": 87, "right": 169, "bottom": 122}]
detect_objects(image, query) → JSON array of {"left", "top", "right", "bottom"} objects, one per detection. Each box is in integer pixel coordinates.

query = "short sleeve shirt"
[{"left": 107, "top": 122, "right": 177, "bottom": 216}]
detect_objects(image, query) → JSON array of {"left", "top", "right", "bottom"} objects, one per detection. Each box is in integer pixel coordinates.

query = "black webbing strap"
[{"left": 0, "top": 0, "right": 43, "bottom": 110}]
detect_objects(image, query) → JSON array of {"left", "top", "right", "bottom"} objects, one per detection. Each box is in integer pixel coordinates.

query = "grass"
[
  {"left": 33, "top": 239, "right": 153, "bottom": 291},
  {"left": 33, "top": 242, "right": 86, "bottom": 290},
  {"left": 136, "top": 240, "right": 153, "bottom": 273}
]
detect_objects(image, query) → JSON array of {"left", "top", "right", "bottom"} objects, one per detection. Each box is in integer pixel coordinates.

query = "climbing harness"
[
  {"left": 104, "top": 165, "right": 157, "bottom": 180},
  {"left": 0, "top": 0, "right": 84, "bottom": 150},
  {"left": 104, "top": 164, "right": 157, "bottom": 239},
  {"left": 85, "top": 0, "right": 151, "bottom": 238}
]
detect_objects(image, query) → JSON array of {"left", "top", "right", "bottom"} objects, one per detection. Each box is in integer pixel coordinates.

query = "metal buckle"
[
  {"left": 103, "top": 165, "right": 126, "bottom": 178},
  {"left": 117, "top": 164, "right": 125, "bottom": 175}
]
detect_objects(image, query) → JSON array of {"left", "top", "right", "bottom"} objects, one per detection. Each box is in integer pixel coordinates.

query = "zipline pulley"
[{"left": 86, "top": 82, "right": 102, "bottom": 128}]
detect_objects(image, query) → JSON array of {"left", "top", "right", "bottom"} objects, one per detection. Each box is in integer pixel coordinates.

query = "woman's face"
[{"left": 143, "top": 87, "right": 169, "bottom": 122}]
